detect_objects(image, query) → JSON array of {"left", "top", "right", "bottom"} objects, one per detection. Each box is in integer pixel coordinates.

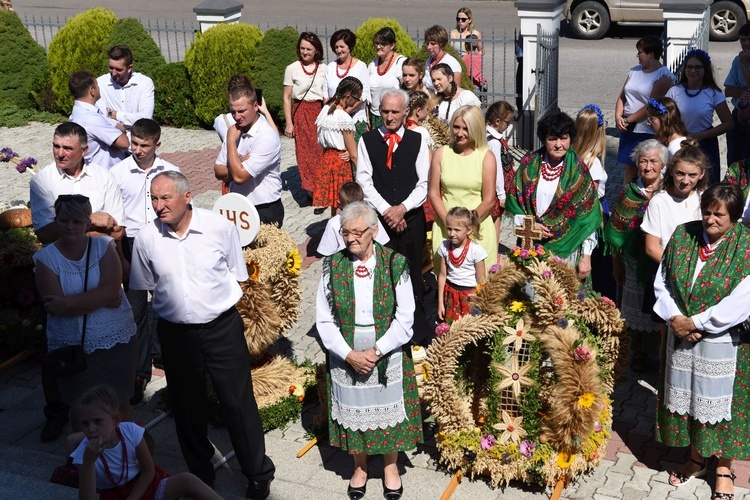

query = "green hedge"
[
  {"left": 105, "top": 18, "right": 166, "bottom": 78},
  {"left": 185, "top": 23, "right": 264, "bottom": 126},
  {"left": 251, "top": 27, "right": 299, "bottom": 126},
  {"left": 47, "top": 8, "right": 116, "bottom": 113},
  {"left": 352, "top": 18, "right": 418, "bottom": 65},
  {"left": 0, "top": 10, "right": 49, "bottom": 110},
  {"left": 152, "top": 62, "right": 198, "bottom": 128},
  {"left": 416, "top": 42, "right": 473, "bottom": 90}
]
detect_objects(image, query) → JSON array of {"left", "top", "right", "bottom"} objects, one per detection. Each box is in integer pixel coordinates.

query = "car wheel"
[
  {"left": 710, "top": 1, "right": 746, "bottom": 42},
  {"left": 570, "top": 1, "right": 611, "bottom": 40}
]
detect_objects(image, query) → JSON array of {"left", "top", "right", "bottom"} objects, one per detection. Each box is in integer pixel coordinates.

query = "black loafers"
[
  {"left": 347, "top": 481, "right": 366, "bottom": 500},
  {"left": 246, "top": 479, "right": 271, "bottom": 500},
  {"left": 382, "top": 477, "right": 403, "bottom": 500}
]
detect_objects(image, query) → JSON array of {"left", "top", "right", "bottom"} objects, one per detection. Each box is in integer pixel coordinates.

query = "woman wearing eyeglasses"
[
  {"left": 284, "top": 32, "right": 326, "bottom": 195},
  {"left": 368, "top": 27, "right": 406, "bottom": 130},
  {"left": 450, "top": 8, "right": 482, "bottom": 55},
  {"left": 667, "top": 49, "right": 733, "bottom": 183},
  {"left": 316, "top": 201, "right": 421, "bottom": 500}
]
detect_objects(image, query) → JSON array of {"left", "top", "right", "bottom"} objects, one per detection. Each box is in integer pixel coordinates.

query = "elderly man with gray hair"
[{"left": 356, "top": 88, "right": 431, "bottom": 344}]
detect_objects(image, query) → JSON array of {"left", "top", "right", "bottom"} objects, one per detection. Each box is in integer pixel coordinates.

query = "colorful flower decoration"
[
  {"left": 578, "top": 104, "right": 605, "bottom": 127},
  {"left": 647, "top": 98, "right": 668, "bottom": 115},
  {"left": 0, "top": 147, "right": 18, "bottom": 162},
  {"left": 247, "top": 259, "right": 260, "bottom": 282},
  {"left": 684, "top": 48, "right": 710, "bottom": 66},
  {"left": 481, "top": 433, "right": 497, "bottom": 450},
  {"left": 1, "top": 147, "right": 38, "bottom": 174},
  {"left": 578, "top": 392, "right": 596, "bottom": 408},
  {"left": 502, "top": 318, "right": 535, "bottom": 352},
  {"left": 492, "top": 411, "right": 528, "bottom": 444},
  {"left": 489, "top": 263, "right": 501, "bottom": 274},
  {"left": 285, "top": 249, "right": 302, "bottom": 275},
  {"left": 435, "top": 322, "right": 451, "bottom": 336},
  {"left": 601, "top": 296, "right": 616, "bottom": 308},
  {"left": 556, "top": 452, "right": 574, "bottom": 469},
  {"left": 520, "top": 440, "right": 536, "bottom": 458},
  {"left": 493, "top": 356, "right": 535, "bottom": 400},
  {"left": 573, "top": 346, "right": 592, "bottom": 361},
  {"left": 594, "top": 421, "right": 603, "bottom": 432},
  {"left": 542, "top": 269, "right": 552, "bottom": 279},
  {"left": 510, "top": 301, "right": 526, "bottom": 313}
]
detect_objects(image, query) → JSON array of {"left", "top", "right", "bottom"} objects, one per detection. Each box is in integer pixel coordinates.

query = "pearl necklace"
[
  {"left": 541, "top": 160, "right": 564, "bottom": 181},
  {"left": 336, "top": 57, "right": 353, "bottom": 78},
  {"left": 300, "top": 60, "right": 319, "bottom": 76},
  {"left": 448, "top": 238, "right": 471, "bottom": 268},
  {"left": 377, "top": 53, "right": 395, "bottom": 76}
]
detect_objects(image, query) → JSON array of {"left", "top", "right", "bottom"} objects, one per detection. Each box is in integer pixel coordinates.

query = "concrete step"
[
  {"left": 0, "top": 445, "right": 77, "bottom": 499},
  {"left": 0, "top": 470, "right": 77, "bottom": 499}
]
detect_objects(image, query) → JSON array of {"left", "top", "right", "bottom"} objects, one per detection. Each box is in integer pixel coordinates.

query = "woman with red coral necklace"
[
  {"left": 423, "top": 25, "right": 462, "bottom": 92},
  {"left": 325, "top": 29, "right": 370, "bottom": 143},
  {"left": 368, "top": 27, "right": 405, "bottom": 130},
  {"left": 505, "top": 111, "right": 602, "bottom": 281},
  {"left": 284, "top": 32, "right": 326, "bottom": 196}
]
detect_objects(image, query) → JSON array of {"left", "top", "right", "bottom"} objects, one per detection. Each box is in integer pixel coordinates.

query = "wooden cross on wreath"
[{"left": 514, "top": 215, "right": 543, "bottom": 250}]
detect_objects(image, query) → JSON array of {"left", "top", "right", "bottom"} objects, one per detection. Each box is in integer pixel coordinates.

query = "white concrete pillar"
[
  {"left": 661, "top": 0, "right": 711, "bottom": 71},
  {"left": 193, "top": 0, "right": 243, "bottom": 34}
]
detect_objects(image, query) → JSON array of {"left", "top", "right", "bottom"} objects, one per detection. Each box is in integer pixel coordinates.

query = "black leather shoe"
[
  {"left": 382, "top": 477, "right": 403, "bottom": 500},
  {"left": 246, "top": 480, "right": 271, "bottom": 499},
  {"left": 347, "top": 480, "right": 366, "bottom": 500},
  {"left": 40, "top": 419, "right": 65, "bottom": 442}
]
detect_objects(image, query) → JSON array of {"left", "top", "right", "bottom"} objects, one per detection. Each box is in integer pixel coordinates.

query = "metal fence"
[
  {"left": 662, "top": 8, "right": 710, "bottom": 74},
  {"left": 533, "top": 26, "right": 560, "bottom": 150}
]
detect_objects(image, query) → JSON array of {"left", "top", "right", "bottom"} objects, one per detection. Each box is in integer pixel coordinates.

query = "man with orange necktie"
[{"left": 356, "top": 88, "right": 431, "bottom": 343}]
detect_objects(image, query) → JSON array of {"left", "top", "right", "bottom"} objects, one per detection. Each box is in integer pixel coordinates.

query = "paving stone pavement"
[{"left": 2, "top": 115, "right": 749, "bottom": 499}]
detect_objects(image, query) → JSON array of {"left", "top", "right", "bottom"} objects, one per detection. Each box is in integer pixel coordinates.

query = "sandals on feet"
[
  {"left": 713, "top": 470, "right": 736, "bottom": 500},
  {"left": 668, "top": 457, "right": 707, "bottom": 486}
]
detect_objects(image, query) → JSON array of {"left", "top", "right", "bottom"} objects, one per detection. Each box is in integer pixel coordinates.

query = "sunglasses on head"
[{"left": 301, "top": 32, "right": 318, "bottom": 40}]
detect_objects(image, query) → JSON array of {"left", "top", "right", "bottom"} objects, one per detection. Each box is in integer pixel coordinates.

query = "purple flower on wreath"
[
  {"left": 594, "top": 421, "right": 603, "bottom": 432},
  {"left": 481, "top": 434, "right": 497, "bottom": 450},
  {"left": 489, "top": 263, "right": 501, "bottom": 274},
  {"left": 435, "top": 322, "right": 451, "bottom": 336},
  {"left": 684, "top": 48, "right": 710, "bottom": 66},
  {"left": 542, "top": 269, "right": 552, "bottom": 279},
  {"left": 557, "top": 318, "right": 569, "bottom": 329},
  {"left": 519, "top": 248, "right": 530, "bottom": 259},
  {"left": 470, "top": 306, "right": 482, "bottom": 317},
  {"left": 520, "top": 440, "right": 536, "bottom": 457},
  {"left": 0, "top": 147, "right": 18, "bottom": 162},
  {"left": 577, "top": 290, "right": 587, "bottom": 302},
  {"left": 15, "top": 157, "right": 37, "bottom": 174},
  {"left": 553, "top": 255, "right": 565, "bottom": 263},
  {"left": 573, "top": 346, "right": 592, "bottom": 361}
]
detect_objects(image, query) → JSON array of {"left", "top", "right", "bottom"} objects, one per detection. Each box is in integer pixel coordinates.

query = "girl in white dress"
[{"left": 431, "top": 63, "right": 480, "bottom": 124}]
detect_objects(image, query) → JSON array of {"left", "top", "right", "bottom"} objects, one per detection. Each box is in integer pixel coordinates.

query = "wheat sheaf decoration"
[{"left": 423, "top": 248, "right": 627, "bottom": 488}]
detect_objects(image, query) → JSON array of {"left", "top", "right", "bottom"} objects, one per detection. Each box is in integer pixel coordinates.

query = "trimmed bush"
[
  {"left": 105, "top": 18, "right": 166, "bottom": 78},
  {"left": 152, "top": 62, "right": 198, "bottom": 128},
  {"left": 47, "top": 7, "right": 116, "bottom": 113},
  {"left": 416, "top": 42, "right": 473, "bottom": 90},
  {"left": 0, "top": 10, "right": 49, "bottom": 110},
  {"left": 29, "top": 67, "right": 56, "bottom": 113},
  {"left": 251, "top": 27, "right": 299, "bottom": 126},
  {"left": 352, "top": 18, "right": 418, "bottom": 65},
  {"left": 185, "top": 23, "right": 264, "bottom": 125}
]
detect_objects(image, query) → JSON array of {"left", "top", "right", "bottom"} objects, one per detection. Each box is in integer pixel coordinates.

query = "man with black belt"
[
  {"left": 356, "top": 88, "right": 431, "bottom": 343},
  {"left": 214, "top": 84, "right": 284, "bottom": 227},
  {"left": 129, "top": 171, "right": 274, "bottom": 499}
]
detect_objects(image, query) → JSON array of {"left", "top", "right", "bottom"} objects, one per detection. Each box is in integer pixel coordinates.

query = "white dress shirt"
[
  {"left": 109, "top": 156, "right": 181, "bottom": 238},
  {"left": 129, "top": 207, "right": 248, "bottom": 324},
  {"left": 69, "top": 101, "right": 126, "bottom": 169},
  {"left": 486, "top": 125, "right": 508, "bottom": 201},
  {"left": 96, "top": 72, "right": 155, "bottom": 128},
  {"left": 355, "top": 126, "right": 430, "bottom": 215},
  {"left": 215, "top": 115, "right": 282, "bottom": 205},
  {"left": 30, "top": 162, "right": 124, "bottom": 231}
]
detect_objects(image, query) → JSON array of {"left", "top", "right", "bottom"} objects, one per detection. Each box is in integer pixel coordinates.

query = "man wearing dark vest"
[{"left": 356, "top": 89, "right": 430, "bottom": 343}]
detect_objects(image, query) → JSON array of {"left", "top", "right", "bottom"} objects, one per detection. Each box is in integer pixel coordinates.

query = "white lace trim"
[
  {"left": 332, "top": 401, "right": 407, "bottom": 431},
  {"left": 666, "top": 386, "right": 733, "bottom": 424},
  {"left": 670, "top": 348, "right": 736, "bottom": 378},
  {"left": 316, "top": 117, "right": 356, "bottom": 132}
]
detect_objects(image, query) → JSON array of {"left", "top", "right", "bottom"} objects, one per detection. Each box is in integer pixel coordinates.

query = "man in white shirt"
[
  {"left": 30, "top": 121, "right": 125, "bottom": 442},
  {"left": 356, "top": 88, "right": 431, "bottom": 343},
  {"left": 96, "top": 45, "right": 155, "bottom": 131},
  {"left": 129, "top": 171, "right": 275, "bottom": 498},
  {"left": 214, "top": 84, "right": 284, "bottom": 227},
  {"left": 110, "top": 118, "right": 180, "bottom": 404},
  {"left": 68, "top": 70, "right": 129, "bottom": 169}
]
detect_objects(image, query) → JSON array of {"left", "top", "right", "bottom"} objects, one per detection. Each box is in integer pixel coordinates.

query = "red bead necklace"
[
  {"left": 540, "top": 160, "right": 564, "bottom": 181},
  {"left": 99, "top": 427, "right": 128, "bottom": 486},
  {"left": 377, "top": 53, "right": 395, "bottom": 76},
  {"left": 699, "top": 236, "right": 724, "bottom": 262},
  {"left": 336, "top": 56, "right": 354, "bottom": 78},
  {"left": 300, "top": 60, "right": 319, "bottom": 76},
  {"left": 429, "top": 51, "right": 447, "bottom": 68},
  {"left": 355, "top": 264, "right": 371, "bottom": 278},
  {"left": 448, "top": 238, "right": 471, "bottom": 268}
]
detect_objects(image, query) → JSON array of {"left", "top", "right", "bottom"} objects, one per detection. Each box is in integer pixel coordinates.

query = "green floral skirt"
[
  {"left": 326, "top": 347, "right": 423, "bottom": 455},
  {"left": 656, "top": 338, "right": 750, "bottom": 460}
]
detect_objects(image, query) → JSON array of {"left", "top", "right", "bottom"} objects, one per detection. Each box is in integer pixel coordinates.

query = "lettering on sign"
[{"left": 212, "top": 193, "right": 260, "bottom": 247}]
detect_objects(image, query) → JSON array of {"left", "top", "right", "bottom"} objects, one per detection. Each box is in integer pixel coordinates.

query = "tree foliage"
[
  {"left": 184, "top": 23, "right": 264, "bottom": 125},
  {"left": 352, "top": 18, "right": 419, "bottom": 65},
  {"left": 152, "top": 62, "right": 198, "bottom": 128},
  {"left": 251, "top": 26, "right": 299, "bottom": 126},
  {"left": 47, "top": 7, "right": 116, "bottom": 113},
  {"left": 0, "top": 10, "right": 49, "bottom": 110}
]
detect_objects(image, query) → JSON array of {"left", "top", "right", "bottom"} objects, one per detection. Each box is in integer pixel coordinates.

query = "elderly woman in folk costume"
[
  {"left": 316, "top": 201, "right": 421, "bottom": 500},
  {"left": 653, "top": 183, "right": 750, "bottom": 500},
  {"left": 505, "top": 110, "right": 602, "bottom": 280}
]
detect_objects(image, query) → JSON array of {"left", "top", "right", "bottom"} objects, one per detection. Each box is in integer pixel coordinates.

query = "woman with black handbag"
[{"left": 34, "top": 194, "right": 136, "bottom": 427}]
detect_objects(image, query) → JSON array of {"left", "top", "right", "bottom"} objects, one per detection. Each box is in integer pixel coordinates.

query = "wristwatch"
[{"left": 374, "top": 344, "right": 382, "bottom": 357}]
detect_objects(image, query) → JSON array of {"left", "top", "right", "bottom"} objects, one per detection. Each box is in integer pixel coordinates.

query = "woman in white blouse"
[
  {"left": 368, "top": 27, "right": 406, "bottom": 130},
  {"left": 430, "top": 63, "right": 480, "bottom": 123},
  {"left": 423, "top": 25, "right": 462, "bottom": 92},
  {"left": 325, "top": 29, "right": 370, "bottom": 142}
]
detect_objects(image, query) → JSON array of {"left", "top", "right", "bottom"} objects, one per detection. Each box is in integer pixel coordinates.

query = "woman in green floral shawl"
[
  {"left": 506, "top": 111, "right": 602, "bottom": 279},
  {"left": 316, "top": 201, "right": 421, "bottom": 500},
  {"left": 603, "top": 139, "right": 665, "bottom": 371},
  {"left": 723, "top": 157, "right": 750, "bottom": 226},
  {"left": 653, "top": 183, "right": 750, "bottom": 500}
]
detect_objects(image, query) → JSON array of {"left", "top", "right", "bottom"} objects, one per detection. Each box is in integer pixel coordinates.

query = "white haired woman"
[{"left": 316, "top": 201, "right": 421, "bottom": 500}]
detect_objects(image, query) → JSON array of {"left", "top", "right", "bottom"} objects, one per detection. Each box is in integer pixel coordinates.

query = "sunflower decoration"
[
  {"left": 286, "top": 248, "right": 302, "bottom": 275},
  {"left": 423, "top": 248, "right": 626, "bottom": 488},
  {"left": 247, "top": 259, "right": 260, "bottom": 282}
]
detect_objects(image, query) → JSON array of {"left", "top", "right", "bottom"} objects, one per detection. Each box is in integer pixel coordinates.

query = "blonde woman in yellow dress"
[{"left": 429, "top": 105, "right": 497, "bottom": 269}]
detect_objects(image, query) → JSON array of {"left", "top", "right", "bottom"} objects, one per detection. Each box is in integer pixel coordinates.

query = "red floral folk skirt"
[
  {"left": 444, "top": 281, "right": 474, "bottom": 323},
  {"left": 313, "top": 148, "right": 354, "bottom": 209},
  {"left": 99, "top": 466, "right": 170, "bottom": 500},
  {"left": 293, "top": 100, "right": 324, "bottom": 192}
]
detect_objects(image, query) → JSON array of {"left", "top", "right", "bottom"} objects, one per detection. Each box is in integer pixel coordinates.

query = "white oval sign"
[{"left": 212, "top": 193, "right": 260, "bottom": 247}]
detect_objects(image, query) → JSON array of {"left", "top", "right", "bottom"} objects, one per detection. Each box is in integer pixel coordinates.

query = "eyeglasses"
[
  {"left": 685, "top": 65, "right": 704, "bottom": 71},
  {"left": 456, "top": 17, "right": 469, "bottom": 21},
  {"left": 339, "top": 227, "right": 371, "bottom": 238},
  {"left": 57, "top": 194, "right": 90, "bottom": 203}
]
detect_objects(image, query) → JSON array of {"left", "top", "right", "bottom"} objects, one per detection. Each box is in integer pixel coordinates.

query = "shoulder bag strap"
[{"left": 80, "top": 237, "right": 92, "bottom": 349}]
